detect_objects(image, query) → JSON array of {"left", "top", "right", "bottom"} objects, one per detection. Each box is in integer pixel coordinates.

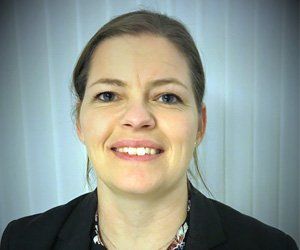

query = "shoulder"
[
  {"left": 4, "top": 191, "right": 89, "bottom": 233},
  {"left": 1, "top": 191, "right": 96, "bottom": 250},
  {"left": 211, "top": 197, "right": 298, "bottom": 249},
  {"left": 188, "top": 185, "right": 298, "bottom": 249}
]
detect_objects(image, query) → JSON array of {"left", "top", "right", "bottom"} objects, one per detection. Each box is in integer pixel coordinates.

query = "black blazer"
[{"left": 1, "top": 184, "right": 298, "bottom": 250}]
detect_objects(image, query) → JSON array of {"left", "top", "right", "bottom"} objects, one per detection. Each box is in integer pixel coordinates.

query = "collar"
[
  {"left": 57, "top": 183, "right": 226, "bottom": 250},
  {"left": 57, "top": 190, "right": 98, "bottom": 249},
  {"left": 185, "top": 183, "right": 226, "bottom": 249}
]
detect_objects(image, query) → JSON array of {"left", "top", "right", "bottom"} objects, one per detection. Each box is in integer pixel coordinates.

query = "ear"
[
  {"left": 196, "top": 103, "right": 207, "bottom": 145},
  {"left": 76, "top": 119, "right": 85, "bottom": 143},
  {"left": 75, "top": 102, "right": 85, "bottom": 143}
]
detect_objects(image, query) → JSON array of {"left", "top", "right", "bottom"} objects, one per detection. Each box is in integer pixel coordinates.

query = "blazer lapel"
[
  {"left": 54, "top": 189, "right": 98, "bottom": 250},
  {"left": 185, "top": 184, "right": 227, "bottom": 250}
]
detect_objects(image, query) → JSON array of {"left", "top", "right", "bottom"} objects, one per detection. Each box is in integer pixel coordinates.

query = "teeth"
[
  {"left": 136, "top": 147, "right": 145, "bottom": 156},
  {"left": 115, "top": 147, "right": 160, "bottom": 155},
  {"left": 150, "top": 148, "right": 156, "bottom": 155}
]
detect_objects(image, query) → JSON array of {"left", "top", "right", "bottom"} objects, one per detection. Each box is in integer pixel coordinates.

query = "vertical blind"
[{"left": 0, "top": 0, "right": 299, "bottom": 244}]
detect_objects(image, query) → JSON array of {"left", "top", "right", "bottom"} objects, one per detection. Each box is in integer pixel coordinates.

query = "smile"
[
  {"left": 110, "top": 139, "right": 165, "bottom": 162},
  {"left": 112, "top": 147, "right": 162, "bottom": 155},
  {"left": 111, "top": 147, "right": 164, "bottom": 162}
]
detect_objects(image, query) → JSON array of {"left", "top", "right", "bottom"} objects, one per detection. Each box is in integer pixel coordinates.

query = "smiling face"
[{"left": 77, "top": 34, "right": 206, "bottom": 196}]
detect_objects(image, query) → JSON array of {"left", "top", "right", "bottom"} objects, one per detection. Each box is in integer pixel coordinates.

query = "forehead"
[{"left": 87, "top": 34, "right": 191, "bottom": 89}]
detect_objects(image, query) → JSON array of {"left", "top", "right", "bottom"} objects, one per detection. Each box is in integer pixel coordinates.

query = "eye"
[
  {"left": 157, "top": 93, "right": 182, "bottom": 105},
  {"left": 95, "top": 91, "right": 117, "bottom": 102}
]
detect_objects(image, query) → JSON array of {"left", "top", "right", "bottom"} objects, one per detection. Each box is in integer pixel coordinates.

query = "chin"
[
  {"left": 96, "top": 164, "right": 169, "bottom": 196},
  {"left": 111, "top": 175, "right": 163, "bottom": 196}
]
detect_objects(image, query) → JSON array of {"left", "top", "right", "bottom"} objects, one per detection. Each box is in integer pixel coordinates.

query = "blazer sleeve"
[
  {"left": 286, "top": 234, "right": 299, "bottom": 250},
  {"left": 0, "top": 221, "right": 14, "bottom": 250}
]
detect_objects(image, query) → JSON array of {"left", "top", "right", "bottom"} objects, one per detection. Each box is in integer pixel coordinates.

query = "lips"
[{"left": 110, "top": 139, "right": 164, "bottom": 152}]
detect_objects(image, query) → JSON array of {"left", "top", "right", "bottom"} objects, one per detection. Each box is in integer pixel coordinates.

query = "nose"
[{"left": 120, "top": 101, "right": 155, "bottom": 130}]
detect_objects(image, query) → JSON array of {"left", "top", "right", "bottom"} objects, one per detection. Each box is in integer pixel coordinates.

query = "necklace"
[{"left": 93, "top": 199, "right": 191, "bottom": 249}]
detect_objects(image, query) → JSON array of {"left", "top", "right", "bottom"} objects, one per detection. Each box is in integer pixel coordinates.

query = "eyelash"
[{"left": 94, "top": 91, "right": 183, "bottom": 105}]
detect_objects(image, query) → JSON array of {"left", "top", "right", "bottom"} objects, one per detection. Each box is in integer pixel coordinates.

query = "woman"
[{"left": 1, "top": 10, "right": 298, "bottom": 250}]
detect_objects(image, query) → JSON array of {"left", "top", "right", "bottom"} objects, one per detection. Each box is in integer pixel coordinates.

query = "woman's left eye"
[{"left": 157, "top": 93, "right": 182, "bottom": 105}]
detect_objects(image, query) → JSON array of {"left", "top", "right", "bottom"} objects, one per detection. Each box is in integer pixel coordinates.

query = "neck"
[{"left": 96, "top": 177, "right": 189, "bottom": 249}]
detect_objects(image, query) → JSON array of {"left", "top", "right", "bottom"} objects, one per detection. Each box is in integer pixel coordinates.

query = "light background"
[{"left": 0, "top": 0, "right": 299, "bottom": 245}]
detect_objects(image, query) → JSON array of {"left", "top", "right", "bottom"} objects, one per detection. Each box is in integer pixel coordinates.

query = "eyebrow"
[{"left": 88, "top": 77, "right": 188, "bottom": 90}]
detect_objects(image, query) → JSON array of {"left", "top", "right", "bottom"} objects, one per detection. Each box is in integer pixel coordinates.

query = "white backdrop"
[{"left": 0, "top": 0, "right": 299, "bottom": 244}]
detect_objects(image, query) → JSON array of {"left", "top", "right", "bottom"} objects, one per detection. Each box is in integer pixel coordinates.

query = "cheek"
[
  {"left": 160, "top": 111, "right": 198, "bottom": 144},
  {"left": 80, "top": 109, "right": 113, "bottom": 146},
  {"left": 159, "top": 110, "right": 198, "bottom": 169}
]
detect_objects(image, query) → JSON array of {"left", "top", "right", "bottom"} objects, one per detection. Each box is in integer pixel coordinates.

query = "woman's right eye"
[{"left": 95, "top": 91, "right": 117, "bottom": 102}]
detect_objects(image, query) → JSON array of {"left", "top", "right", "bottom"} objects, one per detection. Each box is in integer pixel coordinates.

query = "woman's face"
[{"left": 77, "top": 34, "right": 206, "bottom": 196}]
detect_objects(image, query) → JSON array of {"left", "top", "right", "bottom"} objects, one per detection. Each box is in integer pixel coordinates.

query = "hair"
[{"left": 71, "top": 9, "right": 210, "bottom": 194}]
